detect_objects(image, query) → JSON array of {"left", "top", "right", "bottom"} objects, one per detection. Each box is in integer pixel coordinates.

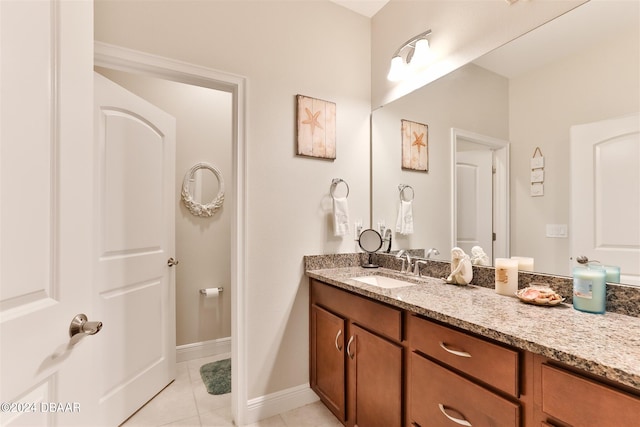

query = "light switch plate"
[{"left": 546, "top": 224, "right": 568, "bottom": 238}]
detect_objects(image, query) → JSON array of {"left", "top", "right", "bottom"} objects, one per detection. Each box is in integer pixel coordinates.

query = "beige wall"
[
  {"left": 95, "top": 0, "right": 371, "bottom": 400},
  {"left": 95, "top": 68, "right": 234, "bottom": 347},
  {"left": 509, "top": 26, "right": 640, "bottom": 276},
  {"left": 372, "top": 63, "right": 509, "bottom": 254},
  {"left": 93, "top": 0, "right": 610, "bottom": 411},
  {"left": 371, "top": 0, "right": 586, "bottom": 108}
]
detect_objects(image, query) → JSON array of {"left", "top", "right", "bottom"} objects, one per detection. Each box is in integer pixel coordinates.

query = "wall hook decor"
[{"left": 530, "top": 146, "right": 545, "bottom": 197}]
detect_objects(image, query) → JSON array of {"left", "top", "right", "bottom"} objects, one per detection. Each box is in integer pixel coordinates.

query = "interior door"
[
  {"left": 456, "top": 147, "right": 493, "bottom": 258},
  {"left": 570, "top": 113, "right": 640, "bottom": 285},
  {"left": 94, "top": 72, "right": 177, "bottom": 425},
  {"left": 0, "top": 1, "right": 96, "bottom": 426}
]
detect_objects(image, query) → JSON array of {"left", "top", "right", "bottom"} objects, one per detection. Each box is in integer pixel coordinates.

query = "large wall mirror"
[{"left": 372, "top": 1, "right": 639, "bottom": 285}]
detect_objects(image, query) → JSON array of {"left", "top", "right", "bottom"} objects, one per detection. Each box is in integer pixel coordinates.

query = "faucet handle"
[{"left": 413, "top": 259, "right": 429, "bottom": 277}]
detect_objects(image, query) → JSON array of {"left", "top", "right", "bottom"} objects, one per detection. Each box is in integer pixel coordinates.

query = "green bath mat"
[{"left": 200, "top": 358, "right": 231, "bottom": 395}]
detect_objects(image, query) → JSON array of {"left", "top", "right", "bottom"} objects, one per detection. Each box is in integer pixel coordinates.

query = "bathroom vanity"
[{"left": 306, "top": 255, "right": 640, "bottom": 427}]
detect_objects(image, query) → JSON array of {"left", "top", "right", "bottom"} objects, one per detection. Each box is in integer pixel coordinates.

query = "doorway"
[
  {"left": 451, "top": 128, "right": 510, "bottom": 262},
  {"left": 95, "top": 42, "right": 248, "bottom": 424}
]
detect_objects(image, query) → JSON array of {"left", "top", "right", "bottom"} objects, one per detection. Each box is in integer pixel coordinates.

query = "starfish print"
[
  {"left": 412, "top": 131, "right": 426, "bottom": 152},
  {"left": 302, "top": 108, "right": 323, "bottom": 134}
]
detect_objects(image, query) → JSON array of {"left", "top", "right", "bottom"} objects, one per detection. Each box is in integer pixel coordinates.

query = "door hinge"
[{"left": 492, "top": 232, "right": 497, "bottom": 241}]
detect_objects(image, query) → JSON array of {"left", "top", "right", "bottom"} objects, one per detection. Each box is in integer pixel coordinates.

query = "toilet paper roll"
[{"left": 201, "top": 288, "right": 219, "bottom": 298}]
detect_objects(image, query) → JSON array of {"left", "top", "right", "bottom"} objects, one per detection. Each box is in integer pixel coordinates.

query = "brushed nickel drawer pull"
[
  {"left": 439, "top": 342, "right": 472, "bottom": 358},
  {"left": 438, "top": 403, "right": 472, "bottom": 426},
  {"left": 346, "top": 336, "right": 355, "bottom": 359},
  {"left": 335, "top": 329, "right": 343, "bottom": 351}
]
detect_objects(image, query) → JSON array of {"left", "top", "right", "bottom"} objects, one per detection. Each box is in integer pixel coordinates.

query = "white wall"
[
  {"left": 95, "top": 67, "right": 234, "bottom": 347},
  {"left": 95, "top": 0, "right": 371, "bottom": 401},
  {"left": 509, "top": 25, "right": 640, "bottom": 276},
  {"left": 371, "top": 0, "right": 586, "bottom": 107},
  {"left": 372, "top": 63, "right": 508, "bottom": 254}
]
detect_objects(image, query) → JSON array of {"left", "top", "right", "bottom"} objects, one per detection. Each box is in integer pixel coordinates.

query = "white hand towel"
[
  {"left": 395, "top": 200, "right": 414, "bottom": 235},
  {"left": 333, "top": 197, "right": 350, "bottom": 237}
]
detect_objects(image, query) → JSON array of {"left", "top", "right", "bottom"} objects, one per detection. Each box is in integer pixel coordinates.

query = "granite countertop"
[{"left": 306, "top": 265, "right": 640, "bottom": 392}]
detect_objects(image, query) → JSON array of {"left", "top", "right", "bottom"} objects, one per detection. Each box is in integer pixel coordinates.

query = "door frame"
[
  {"left": 94, "top": 42, "right": 248, "bottom": 424},
  {"left": 451, "top": 128, "right": 510, "bottom": 261}
]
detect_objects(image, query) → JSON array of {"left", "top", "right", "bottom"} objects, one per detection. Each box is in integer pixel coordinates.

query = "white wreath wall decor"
[{"left": 181, "top": 162, "right": 225, "bottom": 217}]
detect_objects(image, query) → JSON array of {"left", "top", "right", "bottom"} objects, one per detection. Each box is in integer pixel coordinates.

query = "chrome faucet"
[
  {"left": 426, "top": 248, "right": 440, "bottom": 259},
  {"left": 396, "top": 250, "right": 412, "bottom": 274}
]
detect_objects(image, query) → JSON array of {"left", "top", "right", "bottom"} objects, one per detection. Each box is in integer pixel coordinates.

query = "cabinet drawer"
[
  {"left": 408, "top": 314, "right": 519, "bottom": 396},
  {"left": 410, "top": 352, "right": 520, "bottom": 427},
  {"left": 541, "top": 364, "right": 640, "bottom": 426},
  {"left": 311, "top": 279, "right": 402, "bottom": 341}
]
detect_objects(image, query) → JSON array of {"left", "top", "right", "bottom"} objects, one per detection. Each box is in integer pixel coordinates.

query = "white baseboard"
[
  {"left": 245, "top": 383, "right": 319, "bottom": 424},
  {"left": 176, "top": 337, "right": 231, "bottom": 362}
]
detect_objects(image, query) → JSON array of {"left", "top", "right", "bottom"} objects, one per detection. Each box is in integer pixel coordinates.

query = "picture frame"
[
  {"left": 296, "top": 94, "right": 336, "bottom": 160},
  {"left": 401, "top": 119, "right": 428, "bottom": 172}
]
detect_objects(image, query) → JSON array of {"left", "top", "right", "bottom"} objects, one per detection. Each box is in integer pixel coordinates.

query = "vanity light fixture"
[{"left": 387, "top": 29, "right": 432, "bottom": 81}]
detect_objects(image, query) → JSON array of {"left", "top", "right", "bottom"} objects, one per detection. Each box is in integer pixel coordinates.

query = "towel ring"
[
  {"left": 181, "top": 162, "right": 225, "bottom": 217},
  {"left": 330, "top": 178, "right": 349, "bottom": 199},
  {"left": 398, "top": 184, "right": 414, "bottom": 202}
]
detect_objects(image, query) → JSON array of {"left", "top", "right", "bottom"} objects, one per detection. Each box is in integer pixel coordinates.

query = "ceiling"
[
  {"left": 474, "top": 0, "right": 639, "bottom": 78},
  {"left": 330, "top": 0, "right": 389, "bottom": 18}
]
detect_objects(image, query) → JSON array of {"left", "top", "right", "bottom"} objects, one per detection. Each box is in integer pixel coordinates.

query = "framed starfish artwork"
[
  {"left": 296, "top": 94, "right": 336, "bottom": 160},
  {"left": 401, "top": 119, "right": 428, "bottom": 172}
]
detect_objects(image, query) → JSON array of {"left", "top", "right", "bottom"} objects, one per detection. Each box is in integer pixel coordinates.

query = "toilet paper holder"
[{"left": 199, "top": 287, "right": 224, "bottom": 295}]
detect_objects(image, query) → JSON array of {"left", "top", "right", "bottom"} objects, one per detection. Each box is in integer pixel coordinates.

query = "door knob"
[
  {"left": 69, "top": 314, "right": 103, "bottom": 338},
  {"left": 167, "top": 257, "right": 179, "bottom": 267}
]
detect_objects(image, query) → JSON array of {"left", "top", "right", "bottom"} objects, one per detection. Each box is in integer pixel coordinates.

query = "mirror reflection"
[
  {"left": 190, "top": 167, "right": 220, "bottom": 204},
  {"left": 372, "top": 1, "right": 639, "bottom": 284}
]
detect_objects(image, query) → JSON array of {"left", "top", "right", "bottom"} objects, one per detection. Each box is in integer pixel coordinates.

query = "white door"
[
  {"left": 456, "top": 148, "right": 493, "bottom": 258},
  {"left": 570, "top": 113, "right": 640, "bottom": 285},
  {"left": 1, "top": 1, "right": 97, "bottom": 426},
  {"left": 94, "top": 73, "right": 177, "bottom": 425}
]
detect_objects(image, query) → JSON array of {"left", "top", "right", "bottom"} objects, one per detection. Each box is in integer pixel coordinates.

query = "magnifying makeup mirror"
[{"left": 358, "top": 228, "right": 383, "bottom": 268}]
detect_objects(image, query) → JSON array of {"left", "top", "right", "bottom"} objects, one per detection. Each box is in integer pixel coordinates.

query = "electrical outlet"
[{"left": 354, "top": 221, "right": 363, "bottom": 240}]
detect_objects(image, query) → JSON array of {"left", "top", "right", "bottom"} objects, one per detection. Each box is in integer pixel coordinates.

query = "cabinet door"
[
  {"left": 350, "top": 324, "right": 403, "bottom": 427},
  {"left": 311, "top": 304, "right": 346, "bottom": 420}
]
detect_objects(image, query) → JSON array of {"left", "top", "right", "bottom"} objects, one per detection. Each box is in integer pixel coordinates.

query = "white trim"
[
  {"left": 94, "top": 42, "right": 249, "bottom": 425},
  {"left": 176, "top": 337, "right": 231, "bottom": 362},
  {"left": 451, "top": 128, "right": 510, "bottom": 260},
  {"left": 246, "top": 384, "right": 319, "bottom": 425}
]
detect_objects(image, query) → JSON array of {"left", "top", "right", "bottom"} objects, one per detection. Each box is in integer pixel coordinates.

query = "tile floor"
[{"left": 121, "top": 353, "right": 341, "bottom": 427}]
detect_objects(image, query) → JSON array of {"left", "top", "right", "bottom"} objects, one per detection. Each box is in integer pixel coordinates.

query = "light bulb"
[
  {"left": 387, "top": 56, "right": 407, "bottom": 81},
  {"left": 410, "top": 39, "right": 431, "bottom": 68}
]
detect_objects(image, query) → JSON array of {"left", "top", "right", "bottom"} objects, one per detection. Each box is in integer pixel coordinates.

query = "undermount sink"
[{"left": 352, "top": 275, "right": 417, "bottom": 289}]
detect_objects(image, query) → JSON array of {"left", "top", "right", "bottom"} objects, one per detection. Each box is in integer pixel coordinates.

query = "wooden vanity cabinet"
[
  {"left": 310, "top": 304, "right": 347, "bottom": 420},
  {"left": 536, "top": 360, "right": 640, "bottom": 427},
  {"left": 310, "top": 278, "right": 640, "bottom": 427},
  {"left": 408, "top": 314, "right": 522, "bottom": 427},
  {"left": 310, "top": 279, "right": 404, "bottom": 427},
  {"left": 410, "top": 353, "right": 520, "bottom": 427}
]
